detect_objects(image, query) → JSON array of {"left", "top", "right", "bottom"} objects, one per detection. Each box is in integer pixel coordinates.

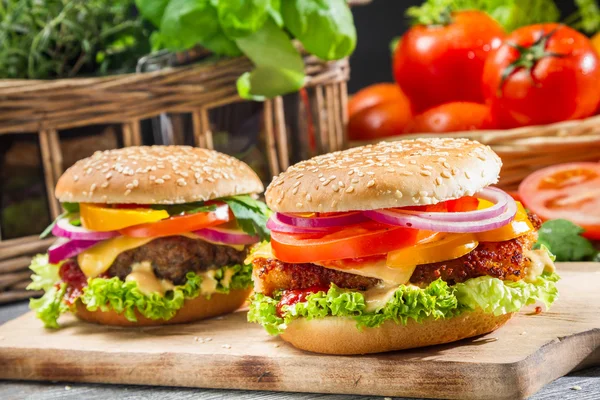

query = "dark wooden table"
[{"left": 1, "top": 301, "right": 598, "bottom": 400}]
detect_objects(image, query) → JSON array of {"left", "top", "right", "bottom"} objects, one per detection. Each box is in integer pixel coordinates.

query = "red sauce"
[
  {"left": 535, "top": 306, "right": 542, "bottom": 314},
  {"left": 276, "top": 286, "right": 329, "bottom": 317},
  {"left": 59, "top": 260, "right": 88, "bottom": 306}
]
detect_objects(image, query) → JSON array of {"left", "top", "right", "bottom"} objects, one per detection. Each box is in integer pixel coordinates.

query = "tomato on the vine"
[
  {"left": 348, "top": 83, "right": 411, "bottom": 118},
  {"left": 482, "top": 24, "right": 600, "bottom": 128},
  {"left": 347, "top": 101, "right": 413, "bottom": 141},
  {"left": 406, "top": 102, "right": 494, "bottom": 133},
  {"left": 393, "top": 10, "right": 504, "bottom": 112}
]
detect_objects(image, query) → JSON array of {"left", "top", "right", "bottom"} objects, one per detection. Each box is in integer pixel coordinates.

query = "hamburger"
[
  {"left": 248, "top": 138, "right": 558, "bottom": 354},
  {"left": 28, "top": 146, "right": 269, "bottom": 328}
]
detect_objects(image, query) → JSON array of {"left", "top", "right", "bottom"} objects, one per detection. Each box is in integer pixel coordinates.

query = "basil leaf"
[
  {"left": 534, "top": 219, "right": 598, "bottom": 262},
  {"left": 221, "top": 195, "right": 271, "bottom": 241},
  {"left": 150, "top": 202, "right": 217, "bottom": 216},
  {"left": 217, "top": 0, "right": 271, "bottom": 38},
  {"left": 235, "top": 18, "right": 304, "bottom": 100},
  {"left": 39, "top": 202, "right": 80, "bottom": 239},
  {"left": 281, "top": 0, "right": 356, "bottom": 60}
]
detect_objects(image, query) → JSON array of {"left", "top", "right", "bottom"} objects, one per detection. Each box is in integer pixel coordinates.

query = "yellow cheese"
[
  {"left": 362, "top": 284, "right": 399, "bottom": 312},
  {"left": 180, "top": 232, "right": 245, "bottom": 251},
  {"left": 316, "top": 259, "right": 417, "bottom": 286},
  {"left": 125, "top": 261, "right": 174, "bottom": 296},
  {"left": 221, "top": 267, "right": 236, "bottom": 288},
  {"left": 78, "top": 236, "right": 154, "bottom": 278}
]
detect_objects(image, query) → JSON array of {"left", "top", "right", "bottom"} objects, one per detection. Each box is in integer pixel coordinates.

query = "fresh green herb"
[
  {"left": 150, "top": 202, "right": 217, "bottom": 216},
  {"left": 136, "top": 0, "right": 356, "bottom": 99},
  {"left": 39, "top": 202, "right": 80, "bottom": 239},
  {"left": 222, "top": 195, "right": 271, "bottom": 241},
  {"left": 407, "top": 0, "right": 560, "bottom": 32},
  {"left": 390, "top": 36, "right": 402, "bottom": 55},
  {"left": 534, "top": 219, "right": 599, "bottom": 262},
  {"left": 0, "top": 0, "right": 152, "bottom": 79},
  {"left": 566, "top": 0, "right": 600, "bottom": 34},
  {"left": 281, "top": 0, "right": 357, "bottom": 61},
  {"left": 249, "top": 271, "right": 560, "bottom": 335},
  {"left": 235, "top": 19, "right": 305, "bottom": 100}
]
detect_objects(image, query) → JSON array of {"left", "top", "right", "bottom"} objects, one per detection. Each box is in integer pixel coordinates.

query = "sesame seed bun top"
[
  {"left": 266, "top": 138, "right": 502, "bottom": 213},
  {"left": 55, "top": 146, "right": 264, "bottom": 204}
]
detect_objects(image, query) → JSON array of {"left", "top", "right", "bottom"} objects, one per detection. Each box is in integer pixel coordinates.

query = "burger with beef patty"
[
  {"left": 28, "top": 146, "right": 270, "bottom": 328},
  {"left": 248, "top": 138, "right": 558, "bottom": 354}
]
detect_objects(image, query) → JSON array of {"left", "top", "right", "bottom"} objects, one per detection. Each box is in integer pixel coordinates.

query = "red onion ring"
[
  {"left": 193, "top": 227, "right": 259, "bottom": 245},
  {"left": 267, "top": 214, "right": 336, "bottom": 234},
  {"left": 392, "top": 188, "right": 509, "bottom": 222},
  {"left": 52, "top": 217, "right": 120, "bottom": 240},
  {"left": 275, "top": 211, "right": 369, "bottom": 229},
  {"left": 363, "top": 189, "right": 517, "bottom": 233},
  {"left": 48, "top": 237, "right": 101, "bottom": 264}
]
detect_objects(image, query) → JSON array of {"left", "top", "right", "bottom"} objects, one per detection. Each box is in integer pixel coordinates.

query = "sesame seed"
[
  {"left": 106, "top": 172, "right": 113, "bottom": 180},
  {"left": 351, "top": 178, "right": 359, "bottom": 184},
  {"left": 441, "top": 170, "right": 451, "bottom": 178},
  {"left": 222, "top": 344, "right": 231, "bottom": 349},
  {"left": 292, "top": 187, "right": 299, "bottom": 195},
  {"left": 338, "top": 181, "right": 345, "bottom": 188},
  {"left": 435, "top": 177, "right": 443, "bottom": 185},
  {"left": 451, "top": 167, "right": 458, "bottom": 176},
  {"left": 395, "top": 190, "right": 403, "bottom": 198},
  {"left": 206, "top": 177, "right": 215, "bottom": 183},
  {"left": 177, "top": 178, "right": 187, "bottom": 187},
  {"left": 367, "top": 180, "right": 375, "bottom": 188},
  {"left": 366, "top": 171, "right": 375, "bottom": 176},
  {"left": 386, "top": 167, "right": 395, "bottom": 172},
  {"left": 348, "top": 170, "right": 354, "bottom": 175},
  {"left": 101, "top": 182, "right": 109, "bottom": 188},
  {"left": 332, "top": 184, "right": 339, "bottom": 192},
  {"left": 420, "top": 170, "right": 432, "bottom": 176},
  {"left": 149, "top": 175, "right": 156, "bottom": 181},
  {"left": 419, "top": 190, "right": 428, "bottom": 197},
  {"left": 296, "top": 174, "right": 304, "bottom": 179},
  {"left": 346, "top": 186, "right": 355, "bottom": 193},
  {"left": 322, "top": 179, "right": 332, "bottom": 186},
  {"left": 293, "top": 181, "right": 301, "bottom": 188},
  {"left": 125, "top": 189, "right": 132, "bottom": 196},
  {"left": 357, "top": 171, "right": 364, "bottom": 177},
  {"left": 73, "top": 175, "right": 79, "bottom": 182},
  {"left": 125, "top": 183, "right": 134, "bottom": 190},
  {"left": 306, "top": 194, "right": 312, "bottom": 202},
  {"left": 423, "top": 165, "right": 433, "bottom": 170},
  {"left": 465, "top": 171, "right": 471, "bottom": 179},
  {"left": 409, "top": 160, "right": 417, "bottom": 165},
  {"left": 443, "top": 162, "right": 451, "bottom": 169},
  {"left": 90, "top": 183, "right": 97, "bottom": 192},
  {"left": 155, "top": 178, "right": 165, "bottom": 184},
  {"left": 296, "top": 202, "right": 303, "bottom": 208},
  {"left": 400, "top": 171, "right": 413, "bottom": 176},
  {"left": 163, "top": 174, "right": 171, "bottom": 180},
  {"left": 319, "top": 177, "right": 326, "bottom": 182}
]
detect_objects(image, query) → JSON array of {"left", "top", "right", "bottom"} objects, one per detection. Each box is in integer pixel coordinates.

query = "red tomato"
[
  {"left": 271, "top": 222, "right": 419, "bottom": 263},
  {"left": 348, "top": 83, "right": 411, "bottom": 118},
  {"left": 406, "top": 102, "right": 495, "bottom": 133},
  {"left": 348, "top": 101, "right": 413, "bottom": 141},
  {"left": 393, "top": 11, "right": 505, "bottom": 112},
  {"left": 119, "top": 204, "right": 230, "bottom": 237},
  {"left": 518, "top": 162, "right": 600, "bottom": 239},
  {"left": 483, "top": 24, "right": 600, "bottom": 129},
  {"left": 446, "top": 196, "right": 480, "bottom": 212}
]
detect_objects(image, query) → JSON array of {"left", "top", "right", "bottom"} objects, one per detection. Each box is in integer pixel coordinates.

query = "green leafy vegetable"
[
  {"left": 281, "top": 0, "right": 356, "bottom": 60},
  {"left": 567, "top": 0, "right": 600, "bottom": 34},
  {"left": 249, "top": 272, "right": 560, "bottom": 335},
  {"left": 39, "top": 202, "right": 80, "bottom": 239},
  {"left": 235, "top": 18, "right": 305, "bottom": 100},
  {"left": 407, "top": 0, "right": 560, "bottom": 32},
  {"left": 217, "top": 0, "right": 271, "bottom": 38},
  {"left": 534, "top": 219, "right": 599, "bottom": 261},
  {"left": 135, "top": 0, "right": 170, "bottom": 27},
  {"left": 222, "top": 195, "right": 271, "bottom": 241},
  {"left": 28, "top": 254, "right": 253, "bottom": 328},
  {"left": 150, "top": 202, "right": 217, "bottom": 216}
]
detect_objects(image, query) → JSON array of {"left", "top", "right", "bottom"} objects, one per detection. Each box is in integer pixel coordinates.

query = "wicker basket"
[
  {"left": 0, "top": 52, "right": 350, "bottom": 303},
  {"left": 350, "top": 114, "right": 600, "bottom": 191}
]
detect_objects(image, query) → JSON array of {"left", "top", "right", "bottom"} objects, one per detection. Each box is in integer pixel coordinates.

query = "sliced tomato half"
[
  {"left": 518, "top": 162, "right": 600, "bottom": 239},
  {"left": 271, "top": 222, "right": 420, "bottom": 263},
  {"left": 120, "top": 203, "right": 230, "bottom": 238}
]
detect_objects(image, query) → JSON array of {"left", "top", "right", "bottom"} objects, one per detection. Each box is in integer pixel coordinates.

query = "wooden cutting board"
[{"left": 1, "top": 262, "right": 599, "bottom": 400}]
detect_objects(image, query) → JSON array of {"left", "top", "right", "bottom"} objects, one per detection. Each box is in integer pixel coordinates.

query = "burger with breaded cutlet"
[
  {"left": 28, "top": 146, "right": 270, "bottom": 328},
  {"left": 248, "top": 138, "right": 558, "bottom": 354}
]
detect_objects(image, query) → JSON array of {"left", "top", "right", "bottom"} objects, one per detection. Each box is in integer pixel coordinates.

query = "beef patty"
[
  {"left": 253, "top": 213, "right": 542, "bottom": 296},
  {"left": 107, "top": 236, "right": 248, "bottom": 284}
]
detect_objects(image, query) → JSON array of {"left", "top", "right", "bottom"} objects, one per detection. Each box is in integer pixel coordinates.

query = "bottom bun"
[
  {"left": 75, "top": 288, "right": 252, "bottom": 327},
  {"left": 280, "top": 310, "right": 513, "bottom": 355}
]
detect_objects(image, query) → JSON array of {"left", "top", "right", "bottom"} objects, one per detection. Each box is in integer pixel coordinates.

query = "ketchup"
[
  {"left": 59, "top": 260, "right": 88, "bottom": 306},
  {"left": 276, "top": 286, "right": 328, "bottom": 317}
]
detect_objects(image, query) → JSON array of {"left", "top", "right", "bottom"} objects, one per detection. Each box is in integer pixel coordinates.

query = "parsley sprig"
[{"left": 222, "top": 195, "right": 271, "bottom": 241}]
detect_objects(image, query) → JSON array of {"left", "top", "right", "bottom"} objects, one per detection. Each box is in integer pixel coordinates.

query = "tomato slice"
[
  {"left": 271, "top": 222, "right": 419, "bottom": 263},
  {"left": 119, "top": 203, "right": 230, "bottom": 238},
  {"left": 518, "top": 162, "right": 600, "bottom": 239},
  {"left": 80, "top": 203, "right": 169, "bottom": 231},
  {"left": 403, "top": 196, "right": 479, "bottom": 212}
]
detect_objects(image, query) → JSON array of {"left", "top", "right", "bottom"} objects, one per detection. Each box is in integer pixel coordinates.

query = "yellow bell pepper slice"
[
  {"left": 475, "top": 201, "right": 533, "bottom": 242},
  {"left": 80, "top": 203, "right": 169, "bottom": 232},
  {"left": 387, "top": 233, "right": 478, "bottom": 268}
]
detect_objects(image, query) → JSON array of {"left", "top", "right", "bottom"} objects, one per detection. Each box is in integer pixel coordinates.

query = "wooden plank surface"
[{"left": 0, "top": 263, "right": 599, "bottom": 400}]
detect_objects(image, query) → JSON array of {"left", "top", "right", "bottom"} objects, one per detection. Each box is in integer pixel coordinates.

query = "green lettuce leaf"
[
  {"left": 28, "top": 255, "right": 252, "bottom": 328},
  {"left": 281, "top": 0, "right": 356, "bottom": 60},
  {"left": 29, "top": 283, "right": 70, "bottom": 329},
  {"left": 135, "top": 0, "right": 170, "bottom": 27},
  {"left": 249, "top": 272, "right": 560, "bottom": 335}
]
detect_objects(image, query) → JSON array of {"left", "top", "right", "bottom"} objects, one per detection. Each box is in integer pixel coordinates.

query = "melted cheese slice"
[
  {"left": 126, "top": 261, "right": 174, "bottom": 296},
  {"left": 524, "top": 249, "right": 556, "bottom": 282},
  {"left": 78, "top": 236, "right": 153, "bottom": 278}
]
